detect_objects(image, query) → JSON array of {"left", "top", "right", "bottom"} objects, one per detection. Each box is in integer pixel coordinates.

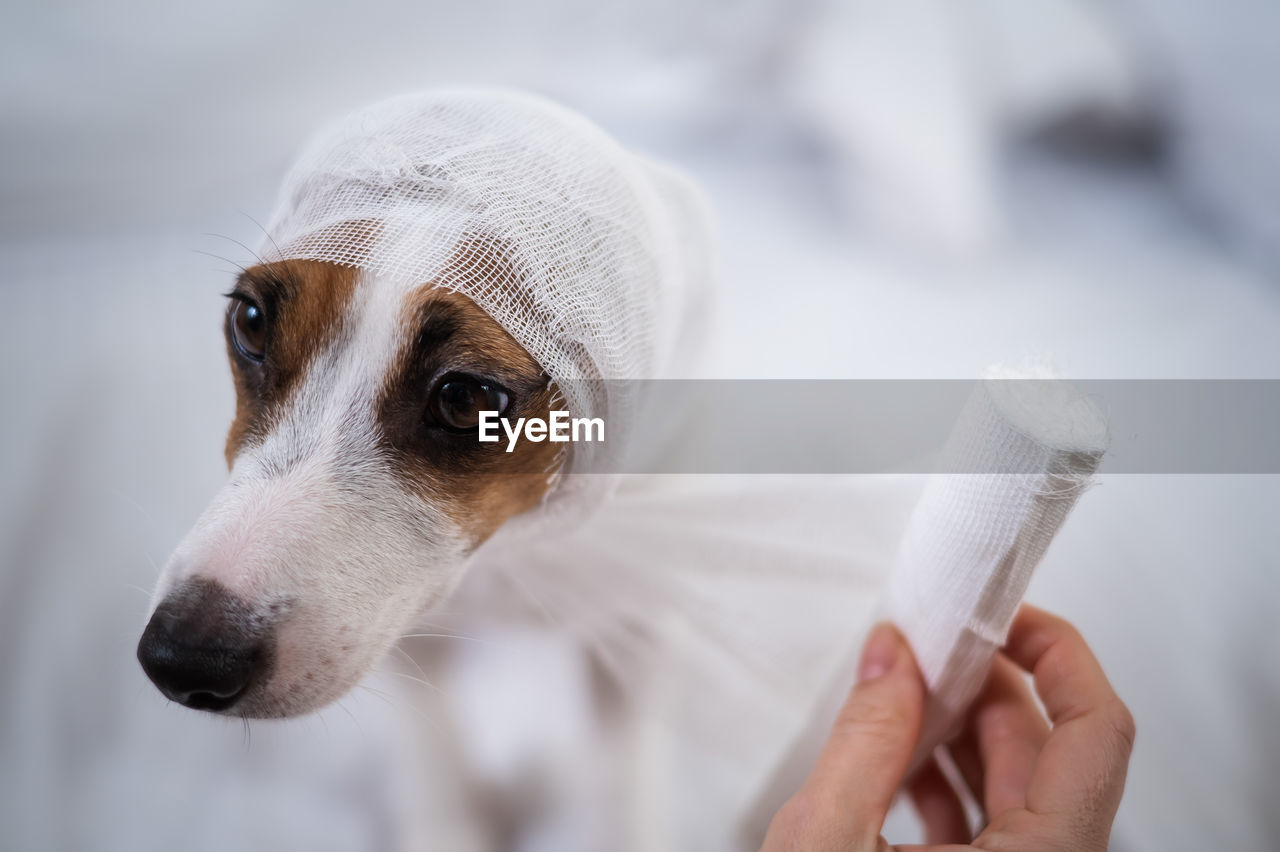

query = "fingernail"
[{"left": 858, "top": 623, "right": 899, "bottom": 682}]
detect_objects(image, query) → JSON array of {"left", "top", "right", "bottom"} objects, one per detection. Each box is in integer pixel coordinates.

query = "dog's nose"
[
  {"left": 136, "top": 579, "right": 269, "bottom": 712},
  {"left": 136, "top": 617, "right": 260, "bottom": 710}
]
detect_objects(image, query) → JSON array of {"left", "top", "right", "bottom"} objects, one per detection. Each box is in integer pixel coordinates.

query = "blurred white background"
[{"left": 2, "top": 1, "right": 1278, "bottom": 850}]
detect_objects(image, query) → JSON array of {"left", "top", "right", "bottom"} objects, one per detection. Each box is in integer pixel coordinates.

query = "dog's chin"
[
  {"left": 250, "top": 639, "right": 399, "bottom": 719},
  {"left": 225, "top": 690, "right": 345, "bottom": 720},
  {"left": 215, "top": 663, "right": 372, "bottom": 719}
]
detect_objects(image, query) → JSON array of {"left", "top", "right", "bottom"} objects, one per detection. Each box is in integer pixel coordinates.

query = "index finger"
[
  {"left": 802, "top": 624, "right": 926, "bottom": 835},
  {"left": 1002, "top": 605, "right": 1135, "bottom": 825}
]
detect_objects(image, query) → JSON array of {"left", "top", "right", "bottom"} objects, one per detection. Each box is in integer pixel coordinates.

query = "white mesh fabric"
[
  {"left": 258, "top": 89, "right": 713, "bottom": 526},
  {"left": 884, "top": 370, "right": 1109, "bottom": 771},
  {"left": 742, "top": 370, "right": 1107, "bottom": 841}
]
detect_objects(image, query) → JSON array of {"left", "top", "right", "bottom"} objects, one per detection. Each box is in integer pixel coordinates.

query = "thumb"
[{"left": 802, "top": 623, "right": 926, "bottom": 835}]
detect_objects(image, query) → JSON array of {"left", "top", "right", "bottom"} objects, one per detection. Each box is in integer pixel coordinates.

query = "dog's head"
[{"left": 137, "top": 256, "right": 560, "bottom": 717}]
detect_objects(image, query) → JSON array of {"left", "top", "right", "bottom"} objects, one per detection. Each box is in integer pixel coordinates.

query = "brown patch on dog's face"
[
  {"left": 220, "top": 240, "right": 559, "bottom": 554},
  {"left": 376, "top": 286, "right": 559, "bottom": 545},
  {"left": 223, "top": 260, "right": 360, "bottom": 465}
]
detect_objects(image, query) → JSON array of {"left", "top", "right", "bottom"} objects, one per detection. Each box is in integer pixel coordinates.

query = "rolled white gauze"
[
  {"left": 740, "top": 367, "right": 1106, "bottom": 842},
  {"left": 887, "top": 366, "right": 1109, "bottom": 771}
]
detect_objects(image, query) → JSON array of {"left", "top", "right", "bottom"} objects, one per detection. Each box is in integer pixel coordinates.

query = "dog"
[{"left": 135, "top": 90, "right": 712, "bottom": 752}]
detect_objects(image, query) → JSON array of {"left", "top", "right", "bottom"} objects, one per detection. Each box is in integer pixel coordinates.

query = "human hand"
[{"left": 761, "top": 605, "right": 1135, "bottom": 851}]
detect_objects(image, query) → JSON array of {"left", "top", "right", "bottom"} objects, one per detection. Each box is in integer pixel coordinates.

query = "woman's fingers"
[
  {"left": 810, "top": 624, "right": 925, "bottom": 822},
  {"left": 1002, "top": 605, "right": 1135, "bottom": 831},
  {"left": 763, "top": 623, "right": 925, "bottom": 851},
  {"left": 945, "top": 725, "right": 984, "bottom": 811},
  {"left": 943, "top": 653, "right": 1049, "bottom": 827},
  {"left": 906, "top": 757, "right": 970, "bottom": 844},
  {"left": 764, "top": 606, "right": 1132, "bottom": 851},
  {"left": 968, "top": 654, "right": 1050, "bottom": 817}
]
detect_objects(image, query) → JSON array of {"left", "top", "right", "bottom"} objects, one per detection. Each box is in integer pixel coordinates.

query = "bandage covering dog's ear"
[{"left": 259, "top": 89, "right": 713, "bottom": 527}]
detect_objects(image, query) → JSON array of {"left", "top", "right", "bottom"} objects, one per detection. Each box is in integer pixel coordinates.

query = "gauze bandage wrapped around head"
[{"left": 258, "top": 89, "right": 713, "bottom": 528}]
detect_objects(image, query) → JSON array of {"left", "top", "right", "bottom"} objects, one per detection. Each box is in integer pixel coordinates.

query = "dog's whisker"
[
  {"left": 376, "top": 668, "right": 449, "bottom": 699},
  {"left": 405, "top": 614, "right": 478, "bottom": 633},
  {"left": 390, "top": 645, "right": 432, "bottom": 685},
  {"left": 313, "top": 705, "right": 331, "bottom": 744},
  {"left": 398, "top": 631, "right": 495, "bottom": 646},
  {"left": 240, "top": 210, "right": 284, "bottom": 260},
  {"left": 357, "top": 683, "right": 445, "bottom": 738},
  {"left": 105, "top": 488, "right": 165, "bottom": 587},
  {"left": 202, "top": 232, "right": 270, "bottom": 269},
  {"left": 334, "top": 698, "right": 365, "bottom": 743},
  {"left": 191, "top": 248, "right": 249, "bottom": 275},
  {"left": 124, "top": 583, "right": 154, "bottom": 599}
]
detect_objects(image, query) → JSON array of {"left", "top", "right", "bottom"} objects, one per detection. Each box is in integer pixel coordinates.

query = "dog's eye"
[
  {"left": 229, "top": 298, "right": 267, "bottom": 361},
  {"left": 428, "top": 373, "right": 510, "bottom": 431}
]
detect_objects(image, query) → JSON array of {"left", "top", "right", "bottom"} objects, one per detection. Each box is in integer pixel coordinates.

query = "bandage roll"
[{"left": 886, "top": 368, "right": 1108, "bottom": 771}]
